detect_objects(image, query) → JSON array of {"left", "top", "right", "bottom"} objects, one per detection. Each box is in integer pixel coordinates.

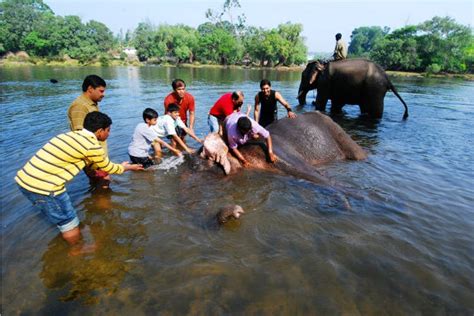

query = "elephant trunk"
[
  {"left": 297, "top": 82, "right": 309, "bottom": 105},
  {"left": 297, "top": 89, "right": 308, "bottom": 105}
]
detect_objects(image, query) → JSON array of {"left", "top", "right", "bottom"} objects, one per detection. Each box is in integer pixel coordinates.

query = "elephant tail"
[{"left": 389, "top": 82, "right": 409, "bottom": 120}]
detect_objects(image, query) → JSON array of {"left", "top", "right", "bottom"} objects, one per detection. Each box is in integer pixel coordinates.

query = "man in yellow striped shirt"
[
  {"left": 68, "top": 75, "right": 111, "bottom": 189},
  {"left": 16, "top": 112, "right": 143, "bottom": 251}
]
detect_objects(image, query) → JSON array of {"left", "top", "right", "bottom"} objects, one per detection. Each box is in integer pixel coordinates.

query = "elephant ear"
[
  {"left": 309, "top": 61, "right": 326, "bottom": 85},
  {"left": 309, "top": 68, "right": 319, "bottom": 85},
  {"left": 315, "top": 61, "right": 325, "bottom": 72}
]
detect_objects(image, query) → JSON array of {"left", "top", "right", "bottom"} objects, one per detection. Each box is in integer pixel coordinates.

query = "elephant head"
[{"left": 297, "top": 60, "right": 326, "bottom": 105}]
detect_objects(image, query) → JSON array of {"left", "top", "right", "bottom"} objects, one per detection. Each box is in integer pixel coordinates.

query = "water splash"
[{"left": 149, "top": 155, "right": 185, "bottom": 171}]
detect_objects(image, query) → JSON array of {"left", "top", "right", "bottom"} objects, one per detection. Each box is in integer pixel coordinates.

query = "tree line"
[
  {"left": 348, "top": 17, "right": 473, "bottom": 73},
  {"left": 1, "top": 0, "right": 472, "bottom": 73},
  {"left": 0, "top": 0, "right": 307, "bottom": 67}
]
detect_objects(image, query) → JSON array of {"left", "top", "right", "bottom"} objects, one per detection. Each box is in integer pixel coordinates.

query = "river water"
[{"left": 1, "top": 66, "right": 473, "bottom": 314}]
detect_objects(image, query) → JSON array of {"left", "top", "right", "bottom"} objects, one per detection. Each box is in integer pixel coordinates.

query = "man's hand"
[
  {"left": 268, "top": 152, "right": 278, "bottom": 163},
  {"left": 121, "top": 161, "right": 144, "bottom": 171},
  {"left": 287, "top": 111, "right": 297, "bottom": 119},
  {"left": 241, "top": 159, "right": 250, "bottom": 167}
]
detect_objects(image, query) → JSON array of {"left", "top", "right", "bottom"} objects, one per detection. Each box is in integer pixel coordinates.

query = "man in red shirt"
[
  {"left": 208, "top": 91, "right": 244, "bottom": 135},
  {"left": 164, "top": 79, "right": 196, "bottom": 140}
]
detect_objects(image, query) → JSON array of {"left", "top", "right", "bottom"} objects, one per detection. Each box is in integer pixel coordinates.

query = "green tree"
[
  {"left": 85, "top": 20, "right": 114, "bottom": 52},
  {"left": 370, "top": 25, "right": 421, "bottom": 71},
  {"left": 349, "top": 26, "right": 389, "bottom": 57},
  {"left": 464, "top": 38, "right": 474, "bottom": 73},
  {"left": 133, "top": 21, "right": 159, "bottom": 61},
  {"left": 275, "top": 22, "right": 307, "bottom": 66},
  {"left": 243, "top": 23, "right": 306, "bottom": 66},
  {"left": 0, "top": 0, "right": 53, "bottom": 52},
  {"left": 370, "top": 17, "right": 472, "bottom": 73},
  {"left": 417, "top": 16, "right": 472, "bottom": 72},
  {"left": 154, "top": 24, "right": 198, "bottom": 63},
  {"left": 196, "top": 22, "right": 241, "bottom": 64}
]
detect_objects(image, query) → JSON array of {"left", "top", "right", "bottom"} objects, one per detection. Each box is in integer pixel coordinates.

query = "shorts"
[
  {"left": 175, "top": 126, "right": 187, "bottom": 138},
  {"left": 18, "top": 186, "right": 79, "bottom": 233},
  {"left": 129, "top": 155, "right": 155, "bottom": 168},
  {"left": 208, "top": 115, "right": 220, "bottom": 133}
]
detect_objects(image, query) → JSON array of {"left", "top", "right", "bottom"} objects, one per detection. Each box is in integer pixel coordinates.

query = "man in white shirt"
[
  {"left": 151, "top": 103, "right": 202, "bottom": 154},
  {"left": 128, "top": 108, "right": 181, "bottom": 167}
]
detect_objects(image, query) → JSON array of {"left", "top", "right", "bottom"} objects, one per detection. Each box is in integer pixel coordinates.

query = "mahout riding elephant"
[{"left": 297, "top": 59, "right": 408, "bottom": 119}]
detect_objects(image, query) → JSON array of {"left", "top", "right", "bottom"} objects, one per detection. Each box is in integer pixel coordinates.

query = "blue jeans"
[
  {"left": 208, "top": 115, "right": 220, "bottom": 133},
  {"left": 18, "top": 186, "right": 79, "bottom": 233}
]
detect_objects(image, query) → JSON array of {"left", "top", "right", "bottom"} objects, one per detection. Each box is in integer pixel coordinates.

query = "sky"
[{"left": 46, "top": 0, "right": 473, "bottom": 53}]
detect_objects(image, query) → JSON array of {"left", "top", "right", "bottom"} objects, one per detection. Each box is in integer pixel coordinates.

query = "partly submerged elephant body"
[
  {"left": 298, "top": 59, "right": 408, "bottom": 119},
  {"left": 197, "top": 112, "right": 367, "bottom": 183}
]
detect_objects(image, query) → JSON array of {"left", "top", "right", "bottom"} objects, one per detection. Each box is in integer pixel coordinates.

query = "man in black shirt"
[{"left": 254, "top": 79, "right": 296, "bottom": 127}]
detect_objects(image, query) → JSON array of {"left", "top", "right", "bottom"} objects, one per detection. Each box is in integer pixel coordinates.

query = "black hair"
[
  {"left": 172, "top": 79, "right": 186, "bottom": 90},
  {"left": 82, "top": 75, "right": 106, "bottom": 92},
  {"left": 237, "top": 116, "right": 252, "bottom": 133},
  {"left": 143, "top": 108, "right": 158, "bottom": 121},
  {"left": 167, "top": 103, "right": 180, "bottom": 113},
  {"left": 83, "top": 112, "right": 112, "bottom": 132},
  {"left": 335, "top": 33, "right": 342, "bottom": 40},
  {"left": 231, "top": 91, "right": 243, "bottom": 100},
  {"left": 260, "top": 79, "right": 271, "bottom": 88}
]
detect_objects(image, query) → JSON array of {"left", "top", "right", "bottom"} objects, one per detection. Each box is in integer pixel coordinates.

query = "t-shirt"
[
  {"left": 151, "top": 115, "right": 186, "bottom": 138},
  {"left": 209, "top": 93, "right": 235, "bottom": 120},
  {"left": 68, "top": 94, "right": 99, "bottom": 131},
  {"left": 333, "top": 39, "right": 348, "bottom": 60},
  {"left": 164, "top": 92, "right": 195, "bottom": 124},
  {"left": 67, "top": 94, "right": 108, "bottom": 155},
  {"left": 128, "top": 122, "right": 158, "bottom": 158},
  {"left": 257, "top": 89, "right": 278, "bottom": 127},
  {"left": 225, "top": 112, "right": 269, "bottom": 150},
  {"left": 15, "top": 129, "right": 124, "bottom": 196}
]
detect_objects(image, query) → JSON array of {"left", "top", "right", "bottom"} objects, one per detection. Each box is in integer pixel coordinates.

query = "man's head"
[
  {"left": 82, "top": 75, "right": 106, "bottom": 103},
  {"left": 166, "top": 103, "right": 181, "bottom": 120},
  {"left": 143, "top": 108, "right": 158, "bottom": 125},
  {"left": 231, "top": 91, "right": 244, "bottom": 110},
  {"left": 172, "top": 79, "right": 186, "bottom": 99},
  {"left": 237, "top": 116, "right": 252, "bottom": 135},
  {"left": 260, "top": 79, "right": 272, "bottom": 97},
  {"left": 335, "top": 33, "right": 342, "bottom": 41},
  {"left": 83, "top": 111, "right": 112, "bottom": 141}
]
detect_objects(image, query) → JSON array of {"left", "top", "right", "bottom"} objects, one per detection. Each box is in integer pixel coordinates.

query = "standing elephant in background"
[{"left": 297, "top": 59, "right": 408, "bottom": 119}]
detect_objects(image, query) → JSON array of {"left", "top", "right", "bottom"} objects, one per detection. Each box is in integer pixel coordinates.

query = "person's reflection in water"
[{"left": 39, "top": 190, "right": 146, "bottom": 304}]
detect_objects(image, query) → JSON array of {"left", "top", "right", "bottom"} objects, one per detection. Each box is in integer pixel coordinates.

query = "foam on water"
[{"left": 149, "top": 155, "right": 185, "bottom": 171}]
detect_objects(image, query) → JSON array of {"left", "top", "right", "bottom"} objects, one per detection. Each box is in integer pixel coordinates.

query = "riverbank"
[
  {"left": 386, "top": 70, "right": 474, "bottom": 81},
  {"left": 1, "top": 58, "right": 472, "bottom": 80}
]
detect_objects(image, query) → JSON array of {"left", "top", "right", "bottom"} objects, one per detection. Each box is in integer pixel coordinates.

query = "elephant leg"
[
  {"left": 366, "top": 95, "right": 385, "bottom": 118},
  {"left": 330, "top": 101, "right": 344, "bottom": 115},
  {"left": 358, "top": 101, "right": 369, "bottom": 115},
  {"left": 314, "top": 95, "right": 328, "bottom": 112}
]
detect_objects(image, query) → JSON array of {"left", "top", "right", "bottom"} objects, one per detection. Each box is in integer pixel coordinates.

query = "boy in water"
[
  {"left": 15, "top": 112, "right": 143, "bottom": 254},
  {"left": 128, "top": 108, "right": 181, "bottom": 168},
  {"left": 151, "top": 103, "right": 202, "bottom": 154}
]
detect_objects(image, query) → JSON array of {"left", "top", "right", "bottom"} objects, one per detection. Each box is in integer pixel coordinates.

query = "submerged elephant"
[
  {"left": 198, "top": 112, "right": 367, "bottom": 184},
  {"left": 297, "top": 59, "right": 408, "bottom": 119}
]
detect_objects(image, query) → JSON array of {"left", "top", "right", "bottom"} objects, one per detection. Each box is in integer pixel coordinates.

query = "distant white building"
[{"left": 123, "top": 47, "right": 137, "bottom": 58}]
